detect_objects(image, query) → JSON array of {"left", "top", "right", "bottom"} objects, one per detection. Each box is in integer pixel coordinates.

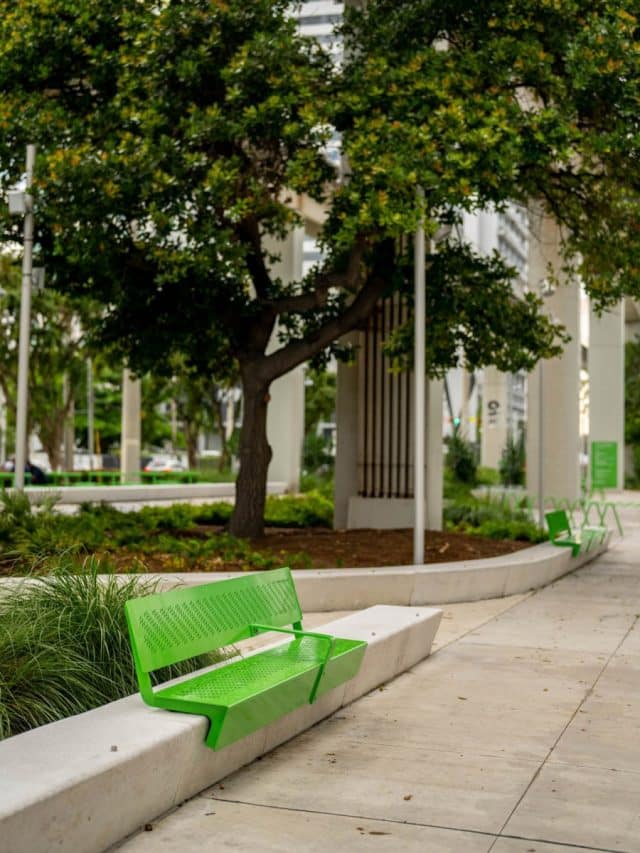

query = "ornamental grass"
[{"left": 0, "top": 563, "right": 220, "bottom": 740}]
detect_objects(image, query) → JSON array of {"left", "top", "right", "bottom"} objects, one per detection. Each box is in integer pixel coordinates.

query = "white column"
[
  {"left": 266, "top": 227, "right": 305, "bottom": 492},
  {"left": 477, "top": 209, "right": 511, "bottom": 471},
  {"left": 526, "top": 213, "right": 581, "bottom": 503},
  {"left": 267, "top": 368, "right": 305, "bottom": 492},
  {"left": 589, "top": 301, "right": 625, "bottom": 489},
  {"left": 481, "top": 367, "right": 509, "bottom": 469},
  {"left": 63, "top": 374, "right": 74, "bottom": 471},
  {"left": 426, "top": 378, "right": 444, "bottom": 530},
  {"left": 120, "top": 368, "right": 141, "bottom": 481}
]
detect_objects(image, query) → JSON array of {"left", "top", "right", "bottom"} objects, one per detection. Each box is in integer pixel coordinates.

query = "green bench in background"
[
  {"left": 545, "top": 509, "right": 607, "bottom": 558},
  {"left": 139, "top": 470, "right": 199, "bottom": 484},
  {"left": 0, "top": 471, "right": 31, "bottom": 488},
  {"left": 125, "top": 567, "right": 367, "bottom": 750}
]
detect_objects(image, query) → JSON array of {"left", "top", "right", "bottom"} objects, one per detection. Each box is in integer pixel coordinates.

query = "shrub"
[
  {"left": 474, "top": 519, "right": 545, "bottom": 542},
  {"left": 302, "top": 432, "right": 334, "bottom": 475},
  {"left": 0, "top": 492, "right": 331, "bottom": 575},
  {"left": 300, "top": 471, "right": 334, "bottom": 498},
  {"left": 476, "top": 466, "right": 500, "bottom": 486},
  {"left": 264, "top": 491, "right": 333, "bottom": 528},
  {"left": 0, "top": 566, "right": 223, "bottom": 739},
  {"left": 445, "top": 426, "right": 477, "bottom": 485},
  {"left": 499, "top": 431, "right": 526, "bottom": 486},
  {"left": 444, "top": 494, "right": 542, "bottom": 543}
]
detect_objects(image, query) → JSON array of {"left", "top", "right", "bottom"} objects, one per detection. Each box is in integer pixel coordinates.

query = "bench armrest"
[
  {"left": 249, "top": 624, "right": 335, "bottom": 656},
  {"left": 249, "top": 623, "right": 336, "bottom": 703}
]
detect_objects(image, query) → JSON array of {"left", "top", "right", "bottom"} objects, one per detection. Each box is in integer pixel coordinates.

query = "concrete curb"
[
  {"left": 134, "top": 540, "right": 609, "bottom": 611},
  {"left": 0, "top": 605, "right": 442, "bottom": 853},
  {"left": 21, "top": 481, "right": 286, "bottom": 505}
]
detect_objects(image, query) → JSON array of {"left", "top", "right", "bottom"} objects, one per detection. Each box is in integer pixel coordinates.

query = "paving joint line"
[
  {"left": 203, "top": 795, "right": 630, "bottom": 853},
  {"left": 429, "top": 591, "right": 536, "bottom": 656},
  {"left": 487, "top": 610, "right": 640, "bottom": 852}
]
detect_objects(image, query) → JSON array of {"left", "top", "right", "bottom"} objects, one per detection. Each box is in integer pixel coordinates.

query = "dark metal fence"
[{"left": 358, "top": 296, "right": 414, "bottom": 498}]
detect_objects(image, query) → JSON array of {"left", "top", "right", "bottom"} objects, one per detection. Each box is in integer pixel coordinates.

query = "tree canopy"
[{"left": 0, "top": 0, "right": 639, "bottom": 534}]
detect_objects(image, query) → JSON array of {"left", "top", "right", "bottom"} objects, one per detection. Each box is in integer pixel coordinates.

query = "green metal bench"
[
  {"left": 0, "top": 471, "right": 32, "bottom": 487},
  {"left": 583, "top": 499, "right": 624, "bottom": 537},
  {"left": 125, "top": 567, "right": 367, "bottom": 750},
  {"left": 545, "top": 509, "right": 606, "bottom": 557}
]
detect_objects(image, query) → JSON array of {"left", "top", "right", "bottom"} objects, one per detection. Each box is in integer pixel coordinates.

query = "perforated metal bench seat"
[
  {"left": 545, "top": 509, "right": 606, "bottom": 558},
  {"left": 125, "top": 568, "right": 367, "bottom": 750}
]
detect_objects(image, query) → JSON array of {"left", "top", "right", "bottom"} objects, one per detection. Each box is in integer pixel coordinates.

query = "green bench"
[
  {"left": 124, "top": 567, "right": 367, "bottom": 750},
  {"left": 138, "top": 470, "right": 198, "bottom": 484},
  {"left": 0, "top": 471, "right": 32, "bottom": 487},
  {"left": 545, "top": 509, "right": 607, "bottom": 557}
]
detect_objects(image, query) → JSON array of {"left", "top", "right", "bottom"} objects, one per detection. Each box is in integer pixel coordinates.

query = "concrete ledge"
[
  {"left": 21, "top": 481, "right": 285, "bottom": 505},
  {"left": 141, "top": 539, "right": 609, "bottom": 611},
  {"left": 0, "top": 605, "right": 441, "bottom": 853}
]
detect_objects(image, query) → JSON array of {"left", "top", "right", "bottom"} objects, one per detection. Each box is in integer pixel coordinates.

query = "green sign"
[{"left": 591, "top": 441, "right": 618, "bottom": 490}]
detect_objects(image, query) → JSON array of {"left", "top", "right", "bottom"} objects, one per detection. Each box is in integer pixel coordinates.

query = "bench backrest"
[
  {"left": 545, "top": 509, "right": 571, "bottom": 539},
  {"left": 125, "top": 567, "right": 302, "bottom": 674}
]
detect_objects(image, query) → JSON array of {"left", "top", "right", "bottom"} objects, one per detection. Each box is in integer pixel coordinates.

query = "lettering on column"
[{"left": 487, "top": 399, "right": 500, "bottom": 428}]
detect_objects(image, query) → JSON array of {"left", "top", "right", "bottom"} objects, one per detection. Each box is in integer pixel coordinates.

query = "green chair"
[
  {"left": 545, "top": 509, "right": 606, "bottom": 557},
  {"left": 125, "top": 567, "right": 367, "bottom": 750}
]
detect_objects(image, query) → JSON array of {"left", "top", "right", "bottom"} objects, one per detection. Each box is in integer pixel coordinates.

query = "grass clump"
[{"left": 0, "top": 564, "right": 221, "bottom": 740}]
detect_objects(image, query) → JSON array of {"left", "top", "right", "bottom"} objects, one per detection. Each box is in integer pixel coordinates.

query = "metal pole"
[
  {"left": 14, "top": 144, "right": 36, "bottom": 490},
  {"left": 63, "top": 373, "right": 75, "bottom": 471},
  {"left": 87, "top": 358, "right": 95, "bottom": 468},
  {"left": 538, "top": 359, "right": 544, "bottom": 528},
  {"left": 0, "top": 389, "right": 6, "bottom": 465},
  {"left": 413, "top": 187, "right": 426, "bottom": 564}
]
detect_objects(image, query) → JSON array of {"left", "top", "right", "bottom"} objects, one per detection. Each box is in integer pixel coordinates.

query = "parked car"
[{"left": 143, "top": 455, "right": 186, "bottom": 473}]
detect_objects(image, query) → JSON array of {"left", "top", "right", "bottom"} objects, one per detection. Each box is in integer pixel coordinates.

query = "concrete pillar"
[
  {"left": 589, "top": 301, "right": 625, "bottom": 489},
  {"left": 477, "top": 209, "right": 499, "bottom": 254},
  {"left": 266, "top": 227, "right": 305, "bottom": 492},
  {"left": 426, "top": 378, "right": 444, "bottom": 530},
  {"left": 267, "top": 368, "right": 305, "bottom": 492},
  {"left": 477, "top": 208, "right": 510, "bottom": 471},
  {"left": 481, "top": 366, "right": 509, "bottom": 469},
  {"left": 459, "top": 369, "right": 471, "bottom": 435},
  {"left": 336, "top": 338, "right": 443, "bottom": 531},
  {"left": 334, "top": 335, "right": 359, "bottom": 529},
  {"left": 120, "top": 368, "right": 141, "bottom": 481},
  {"left": 526, "top": 213, "right": 581, "bottom": 503}
]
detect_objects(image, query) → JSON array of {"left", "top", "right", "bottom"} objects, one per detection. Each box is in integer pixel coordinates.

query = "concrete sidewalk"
[{"left": 117, "top": 525, "right": 640, "bottom": 853}]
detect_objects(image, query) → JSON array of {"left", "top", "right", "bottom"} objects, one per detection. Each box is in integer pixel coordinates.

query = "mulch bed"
[
  {"left": 251, "top": 527, "right": 532, "bottom": 569},
  {"left": 107, "top": 527, "right": 533, "bottom": 573}
]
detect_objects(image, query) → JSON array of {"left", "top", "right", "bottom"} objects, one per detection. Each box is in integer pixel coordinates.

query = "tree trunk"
[
  {"left": 186, "top": 425, "right": 198, "bottom": 470},
  {"left": 229, "top": 376, "right": 272, "bottom": 539},
  {"left": 40, "top": 415, "right": 64, "bottom": 471}
]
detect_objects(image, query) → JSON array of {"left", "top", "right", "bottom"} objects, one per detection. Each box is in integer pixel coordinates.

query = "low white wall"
[
  {"left": 347, "top": 497, "right": 418, "bottom": 529},
  {"left": 0, "top": 606, "right": 442, "bottom": 853},
  {"left": 144, "top": 540, "right": 608, "bottom": 610},
  {"left": 22, "top": 481, "right": 286, "bottom": 505}
]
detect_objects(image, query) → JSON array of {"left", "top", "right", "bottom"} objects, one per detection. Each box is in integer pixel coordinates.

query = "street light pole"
[
  {"left": 538, "top": 358, "right": 544, "bottom": 528},
  {"left": 87, "top": 358, "right": 95, "bottom": 469},
  {"left": 14, "top": 144, "right": 36, "bottom": 491},
  {"left": 414, "top": 187, "right": 426, "bottom": 564}
]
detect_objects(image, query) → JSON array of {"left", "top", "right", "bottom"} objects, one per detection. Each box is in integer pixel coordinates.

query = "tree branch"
[
  {"left": 236, "top": 216, "right": 273, "bottom": 300},
  {"left": 258, "top": 238, "right": 394, "bottom": 383},
  {"left": 269, "top": 234, "right": 368, "bottom": 315}
]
